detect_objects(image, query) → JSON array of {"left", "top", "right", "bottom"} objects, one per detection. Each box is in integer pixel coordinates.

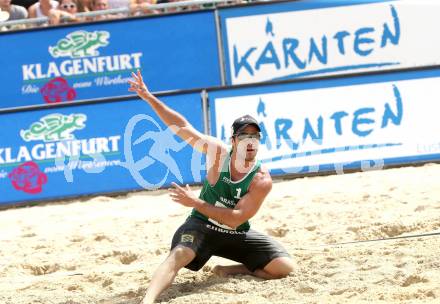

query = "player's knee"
[
  {"left": 278, "top": 259, "right": 294, "bottom": 278},
  {"left": 271, "top": 266, "right": 293, "bottom": 279},
  {"left": 265, "top": 257, "right": 294, "bottom": 279},
  {"left": 170, "top": 246, "right": 195, "bottom": 268}
]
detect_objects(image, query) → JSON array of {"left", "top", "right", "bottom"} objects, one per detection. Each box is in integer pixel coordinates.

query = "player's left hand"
[{"left": 169, "top": 182, "right": 198, "bottom": 208}]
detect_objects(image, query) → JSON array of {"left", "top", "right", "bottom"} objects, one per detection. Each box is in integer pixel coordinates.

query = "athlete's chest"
[{"left": 216, "top": 174, "right": 247, "bottom": 203}]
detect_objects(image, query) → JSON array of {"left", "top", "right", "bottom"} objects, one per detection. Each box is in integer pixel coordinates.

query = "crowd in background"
[{"left": 0, "top": 0, "right": 251, "bottom": 29}]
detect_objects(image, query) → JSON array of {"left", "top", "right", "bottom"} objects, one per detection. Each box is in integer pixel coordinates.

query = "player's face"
[{"left": 233, "top": 125, "right": 260, "bottom": 162}]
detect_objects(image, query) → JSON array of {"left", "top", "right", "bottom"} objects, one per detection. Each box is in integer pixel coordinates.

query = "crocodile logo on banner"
[
  {"left": 49, "top": 30, "right": 110, "bottom": 58},
  {"left": 20, "top": 113, "right": 87, "bottom": 142}
]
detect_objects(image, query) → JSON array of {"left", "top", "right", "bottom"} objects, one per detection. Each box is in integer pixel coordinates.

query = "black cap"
[{"left": 232, "top": 115, "right": 261, "bottom": 136}]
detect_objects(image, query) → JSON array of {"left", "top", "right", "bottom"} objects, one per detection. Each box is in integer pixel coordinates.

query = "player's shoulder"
[{"left": 200, "top": 134, "right": 229, "bottom": 156}]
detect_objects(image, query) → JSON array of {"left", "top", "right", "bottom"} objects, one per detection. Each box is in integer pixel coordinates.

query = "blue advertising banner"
[
  {"left": 0, "top": 93, "right": 206, "bottom": 206},
  {"left": 208, "top": 68, "right": 440, "bottom": 175},
  {"left": 0, "top": 11, "right": 221, "bottom": 109},
  {"left": 219, "top": 0, "right": 440, "bottom": 85}
]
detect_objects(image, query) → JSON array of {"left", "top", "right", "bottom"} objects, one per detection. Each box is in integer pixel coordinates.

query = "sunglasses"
[
  {"left": 236, "top": 133, "right": 261, "bottom": 141},
  {"left": 61, "top": 3, "right": 76, "bottom": 9}
]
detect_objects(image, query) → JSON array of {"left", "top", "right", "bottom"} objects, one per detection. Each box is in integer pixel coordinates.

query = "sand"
[{"left": 1, "top": 164, "right": 440, "bottom": 304}]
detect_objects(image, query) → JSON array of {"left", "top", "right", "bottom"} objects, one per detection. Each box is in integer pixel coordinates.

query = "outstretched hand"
[
  {"left": 128, "top": 70, "right": 151, "bottom": 100},
  {"left": 169, "top": 182, "right": 199, "bottom": 208}
]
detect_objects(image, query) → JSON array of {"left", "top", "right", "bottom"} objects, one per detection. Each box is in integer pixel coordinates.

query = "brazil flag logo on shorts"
[{"left": 181, "top": 234, "right": 194, "bottom": 243}]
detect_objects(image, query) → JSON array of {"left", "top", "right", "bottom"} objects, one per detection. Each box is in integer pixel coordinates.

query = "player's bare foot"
[
  {"left": 212, "top": 265, "right": 228, "bottom": 277},
  {"left": 212, "top": 264, "right": 254, "bottom": 277},
  {"left": 139, "top": 297, "right": 153, "bottom": 304}
]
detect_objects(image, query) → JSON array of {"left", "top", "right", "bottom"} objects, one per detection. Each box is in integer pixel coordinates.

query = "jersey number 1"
[{"left": 234, "top": 188, "right": 242, "bottom": 199}]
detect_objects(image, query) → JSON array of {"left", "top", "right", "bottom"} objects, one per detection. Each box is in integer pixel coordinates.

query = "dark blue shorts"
[{"left": 171, "top": 216, "right": 290, "bottom": 272}]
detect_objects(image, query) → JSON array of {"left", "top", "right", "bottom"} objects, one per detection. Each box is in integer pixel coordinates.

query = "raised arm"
[{"left": 128, "top": 70, "right": 227, "bottom": 156}]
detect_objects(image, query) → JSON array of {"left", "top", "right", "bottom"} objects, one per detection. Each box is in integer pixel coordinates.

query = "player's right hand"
[{"left": 128, "top": 70, "right": 152, "bottom": 100}]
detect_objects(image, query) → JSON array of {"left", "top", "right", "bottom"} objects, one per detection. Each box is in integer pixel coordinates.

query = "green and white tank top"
[{"left": 190, "top": 153, "right": 261, "bottom": 231}]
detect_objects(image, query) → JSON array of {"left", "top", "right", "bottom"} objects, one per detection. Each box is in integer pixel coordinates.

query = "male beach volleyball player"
[{"left": 128, "top": 70, "right": 294, "bottom": 304}]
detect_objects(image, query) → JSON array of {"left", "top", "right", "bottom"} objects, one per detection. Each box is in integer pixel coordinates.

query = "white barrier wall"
[
  {"left": 209, "top": 69, "right": 440, "bottom": 174},
  {"left": 221, "top": 0, "right": 440, "bottom": 85}
]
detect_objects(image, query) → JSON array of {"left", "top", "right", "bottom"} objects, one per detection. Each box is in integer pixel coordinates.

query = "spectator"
[
  {"left": 108, "top": 0, "right": 134, "bottom": 10},
  {"left": 89, "top": 0, "right": 112, "bottom": 20},
  {"left": 157, "top": 0, "right": 181, "bottom": 13},
  {"left": 48, "top": 0, "right": 85, "bottom": 25},
  {"left": 28, "top": 0, "right": 59, "bottom": 18},
  {"left": 10, "top": 0, "right": 35, "bottom": 9},
  {"left": 130, "top": 0, "right": 158, "bottom": 16},
  {"left": 78, "top": 0, "right": 91, "bottom": 11},
  {"left": 0, "top": 0, "right": 28, "bottom": 20},
  {"left": 0, "top": 7, "right": 9, "bottom": 22},
  {"left": 90, "top": 0, "right": 132, "bottom": 20},
  {"left": 91, "top": 0, "right": 107, "bottom": 12},
  {"left": 157, "top": 0, "right": 198, "bottom": 13}
]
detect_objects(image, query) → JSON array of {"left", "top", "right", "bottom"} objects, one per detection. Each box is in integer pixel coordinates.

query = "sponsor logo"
[
  {"left": 219, "top": 84, "right": 403, "bottom": 157},
  {"left": 8, "top": 161, "right": 47, "bottom": 194},
  {"left": 21, "top": 30, "right": 143, "bottom": 97},
  {"left": 20, "top": 113, "right": 86, "bottom": 143},
  {"left": 181, "top": 234, "right": 194, "bottom": 243},
  {"left": 215, "top": 81, "right": 406, "bottom": 175},
  {"left": 222, "top": 176, "right": 232, "bottom": 184},
  {"left": 40, "top": 77, "right": 77, "bottom": 104},
  {"left": 206, "top": 224, "right": 246, "bottom": 234},
  {"left": 228, "top": 4, "right": 401, "bottom": 84},
  {"left": 0, "top": 113, "right": 121, "bottom": 167},
  {"left": 49, "top": 30, "right": 109, "bottom": 59}
]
